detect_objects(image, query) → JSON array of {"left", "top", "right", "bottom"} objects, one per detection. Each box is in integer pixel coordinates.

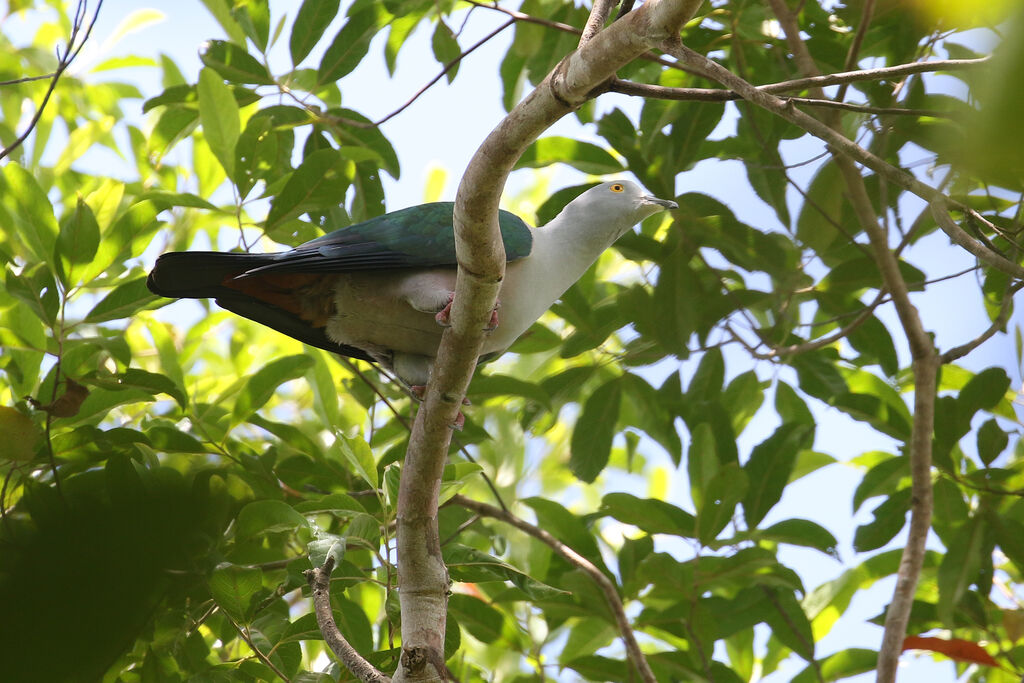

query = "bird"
[{"left": 147, "top": 180, "right": 677, "bottom": 391}]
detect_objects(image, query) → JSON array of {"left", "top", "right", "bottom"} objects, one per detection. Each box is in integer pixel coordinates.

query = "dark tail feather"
[
  {"left": 146, "top": 251, "right": 375, "bottom": 363},
  {"left": 146, "top": 251, "right": 272, "bottom": 299}
]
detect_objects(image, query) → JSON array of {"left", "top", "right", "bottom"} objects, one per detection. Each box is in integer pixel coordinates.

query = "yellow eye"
[{"left": 610, "top": 183, "right": 624, "bottom": 193}]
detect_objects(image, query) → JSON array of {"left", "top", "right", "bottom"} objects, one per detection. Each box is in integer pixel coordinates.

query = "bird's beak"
[{"left": 645, "top": 195, "right": 678, "bottom": 211}]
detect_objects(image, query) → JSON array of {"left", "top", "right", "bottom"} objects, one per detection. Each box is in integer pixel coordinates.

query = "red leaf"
[{"left": 902, "top": 635, "right": 1000, "bottom": 668}]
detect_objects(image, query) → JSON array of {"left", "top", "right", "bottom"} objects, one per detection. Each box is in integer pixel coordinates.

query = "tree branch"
[
  {"left": 609, "top": 79, "right": 951, "bottom": 115},
  {"left": 448, "top": 495, "right": 656, "bottom": 683},
  {"left": 605, "top": 57, "right": 987, "bottom": 102},
  {"left": 579, "top": 0, "right": 618, "bottom": 47},
  {"left": 373, "top": 19, "right": 515, "bottom": 128},
  {"left": 0, "top": 0, "right": 103, "bottom": 162},
  {"left": 393, "top": 2, "right": 701, "bottom": 680},
  {"left": 929, "top": 202, "right": 1024, "bottom": 279},
  {"left": 745, "top": 289, "right": 888, "bottom": 360},
  {"left": 304, "top": 556, "right": 392, "bottom": 683},
  {"left": 660, "top": 42, "right": 1022, "bottom": 280},
  {"left": 751, "top": 6, "right": 939, "bottom": 681},
  {"left": 941, "top": 280, "right": 1024, "bottom": 363}
]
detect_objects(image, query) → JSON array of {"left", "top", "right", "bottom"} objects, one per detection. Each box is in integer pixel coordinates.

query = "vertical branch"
[
  {"left": 394, "top": 2, "right": 698, "bottom": 680},
  {"left": 760, "top": 4, "right": 940, "bottom": 680}
]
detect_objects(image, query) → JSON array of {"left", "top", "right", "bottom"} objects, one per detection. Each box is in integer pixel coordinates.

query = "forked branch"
[{"left": 449, "top": 495, "right": 656, "bottom": 683}]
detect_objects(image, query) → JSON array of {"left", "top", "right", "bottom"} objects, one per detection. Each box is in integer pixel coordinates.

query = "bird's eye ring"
[{"left": 610, "top": 183, "right": 624, "bottom": 193}]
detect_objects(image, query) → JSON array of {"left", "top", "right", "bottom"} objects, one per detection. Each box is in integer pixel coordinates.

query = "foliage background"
[{"left": 0, "top": 0, "right": 1022, "bottom": 681}]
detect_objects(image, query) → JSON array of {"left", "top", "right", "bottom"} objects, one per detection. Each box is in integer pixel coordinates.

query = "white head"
[{"left": 552, "top": 180, "right": 678, "bottom": 242}]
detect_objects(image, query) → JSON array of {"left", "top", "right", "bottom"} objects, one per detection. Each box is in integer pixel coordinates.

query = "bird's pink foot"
[
  {"left": 434, "top": 294, "right": 455, "bottom": 327},
  {"left": 434, "top": 293, "right": 500, "bottom": 331},
  {"left": 409, "top": 384, "right": 470, "bottom": 430}
]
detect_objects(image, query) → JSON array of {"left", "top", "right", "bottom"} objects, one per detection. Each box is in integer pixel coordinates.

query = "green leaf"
[
  {"left": 959, "top": 367, "right": 1011, "bottom": 416},
  {"left": 84, "top": 277, "right": 158, "bottom": 323},
  {"left": 1, "top": 163, "right": 59, "bottom": 267},
  {"left": 561, "top": 618, "right": 616, "bottom": 663},
  {"left": 600, "top": 493, "right": 696, "bottom": 537},
  {"left": 232, "top": 354, "right": 315, "bottom": 420},
  {"left": 523, "top": 498, "right": 607, "bottom": 573},
  {"left": 570, "top": 377, "right": 622, "bottom": 483},
  {"left": 200, "top": 39, "right": 273, "bottom": 84},
  {"left": 790, "top": 648, "right": 878, "bottom": 683},
  {"left": 651, "top": 251, "right": 697, "bottom": 353},
  {"left": 977, "top": 419, "right": 1008, "bottom": 465},
  {"left": 448, "top": 594, "right": 504, "bottom": 644},
  {"left": 515, "top": 137, "right": 623, "bottom": 175},
  {"left": 199, "top": 0, "right": 249, "bottom": 45},
  {"left": 88, "top": 368, "right": 187, "bottom": 409},
  {"left": 234, "top": 115, "right": 278, "bottom": 197},
  {"left": 0, "top": 406, "right": 41, "bottom": 463},
  {"left": 233, "top": 0, "right": 271, "bottom": 51},
  {"left": 236, "top": 500, "right": 309, "bottom": 540},
  {"left": 742, "top": 423, "right": 812, "bottom": 528},
  {"left": 759, "top": 519, "right": 840, "bottom": 559},
  {"left": 688, "top": 347, "right": 725, "bottom": 398},
  {"left": 265, "top": 148, "right": 354, "bottom": 232},
  {"left": 847, "top": 315, "right": 900, "bottom": 377},
  {"left": 317, "top": 4, "right": 390, "bottom": 85},
  {"left": 145, "top": 425, "right": 207, "bottom": 453},
  {"left": 852, "top": 455, "right": 909, "bottom": 513},
  {"left": 697, "top": 462, "right": 747, "bottom": 544},
  {"left": 197, "top": 66, "right": 240, "bottom": 177},
  {"left": 687, "top": 422, "right": 717, "bottom": 510},
  {"left": 291, "top": 0, "right": 340, "bottom": 64},
  {"left": 763, "top": 587, "right": 815, "bottom": 661},
  {"left": 789, "top": 351, "right": 848, "bottom": 401},
  {"left": 307, "top": 532, "right": 346, "bottom": 568},
  {"left": 335, "top": 433, "right": 378, "bottom": 489},
  {"left": 853, "top": 488, "right": 911, "bottom": 552},
  {"left": 443, "top": 544, "right": 566, "bottom": 600},
  {"left": 431, "top": 21, "right": 461, "bottom": 83},
  {"left": 937, "top": 515, "right": 986, "bottom": 625},
  {"left": 721, "top": 370, "right": 764, "bottom": 435},
  {"left": 56, "top": 199, "right": 100, "bottom": 287},
  {"left": 468, "top": 373, "right": 551, "bottom": 409},
  {"left": 209, "top": 563, "right": 263, "bottom": 623},
  {"left": 796, "top": 161, "right": 846, "bottom": 257}
]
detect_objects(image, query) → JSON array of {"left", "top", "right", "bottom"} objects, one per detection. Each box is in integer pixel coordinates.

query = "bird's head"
[{"left": 561, "top": 180, "right": 677, "bottom": 236}]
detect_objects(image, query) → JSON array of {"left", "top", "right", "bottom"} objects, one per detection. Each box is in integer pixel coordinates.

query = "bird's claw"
[
  {"left": 410, "top": 384, "right": 470, "bottom": 430},
  {"left": 434, "top": 294, "right": 500, "bottom": 331}
]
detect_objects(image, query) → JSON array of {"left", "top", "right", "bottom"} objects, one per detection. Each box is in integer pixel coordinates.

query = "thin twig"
[
  {"left": 941, "top": 281, "right": 1024, "bottom": 363},
  {"left": 606, "top": 57, "right": 988, "bottom": 102},
  {"left": 374, "top": 19, "right": 515, "bottom": 127},
  {"left": 836, "top": 0, "right": 875, "bottom": 102},
  {"left": 781, "top": 97, "right": 948, "bottom": 118},
  {"left": 462, "top": 0, "right": 700, "bottom": 74},
  {"left": 748, "top": 289, "right": 887, "bottom": 359},
  {"left": 449, "top": 494, "right": 657, "bottom": 683},
  {"left": 663, "top": 43, "right": 1021, "bottom": 281},
  {"left": 225, "top": 613, "right": 292, "bottom": 682},
  {"left": 0, "top": 73, "right": 58, "bottom": 86},
  {"left": 929, "top": 203, "right": 1024, "bottom": 279},
  {"left": 304, "top": 556, "right": 391, "bottom": 683},
  {"left": 0, "top": 0, "right": 104, "bottom": 162}
]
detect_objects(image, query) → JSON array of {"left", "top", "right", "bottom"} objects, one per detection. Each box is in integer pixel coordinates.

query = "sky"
[{"left": 22, "top": 1, "right": 1022, "bottom": 680}]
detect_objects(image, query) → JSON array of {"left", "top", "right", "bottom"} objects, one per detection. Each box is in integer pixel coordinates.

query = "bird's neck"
[
  {"left": 532, "top": 202, "right": 629, "bottom": 282},
  {"left": 516, "top": 203, "right": 630, "bottom": 311}
]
